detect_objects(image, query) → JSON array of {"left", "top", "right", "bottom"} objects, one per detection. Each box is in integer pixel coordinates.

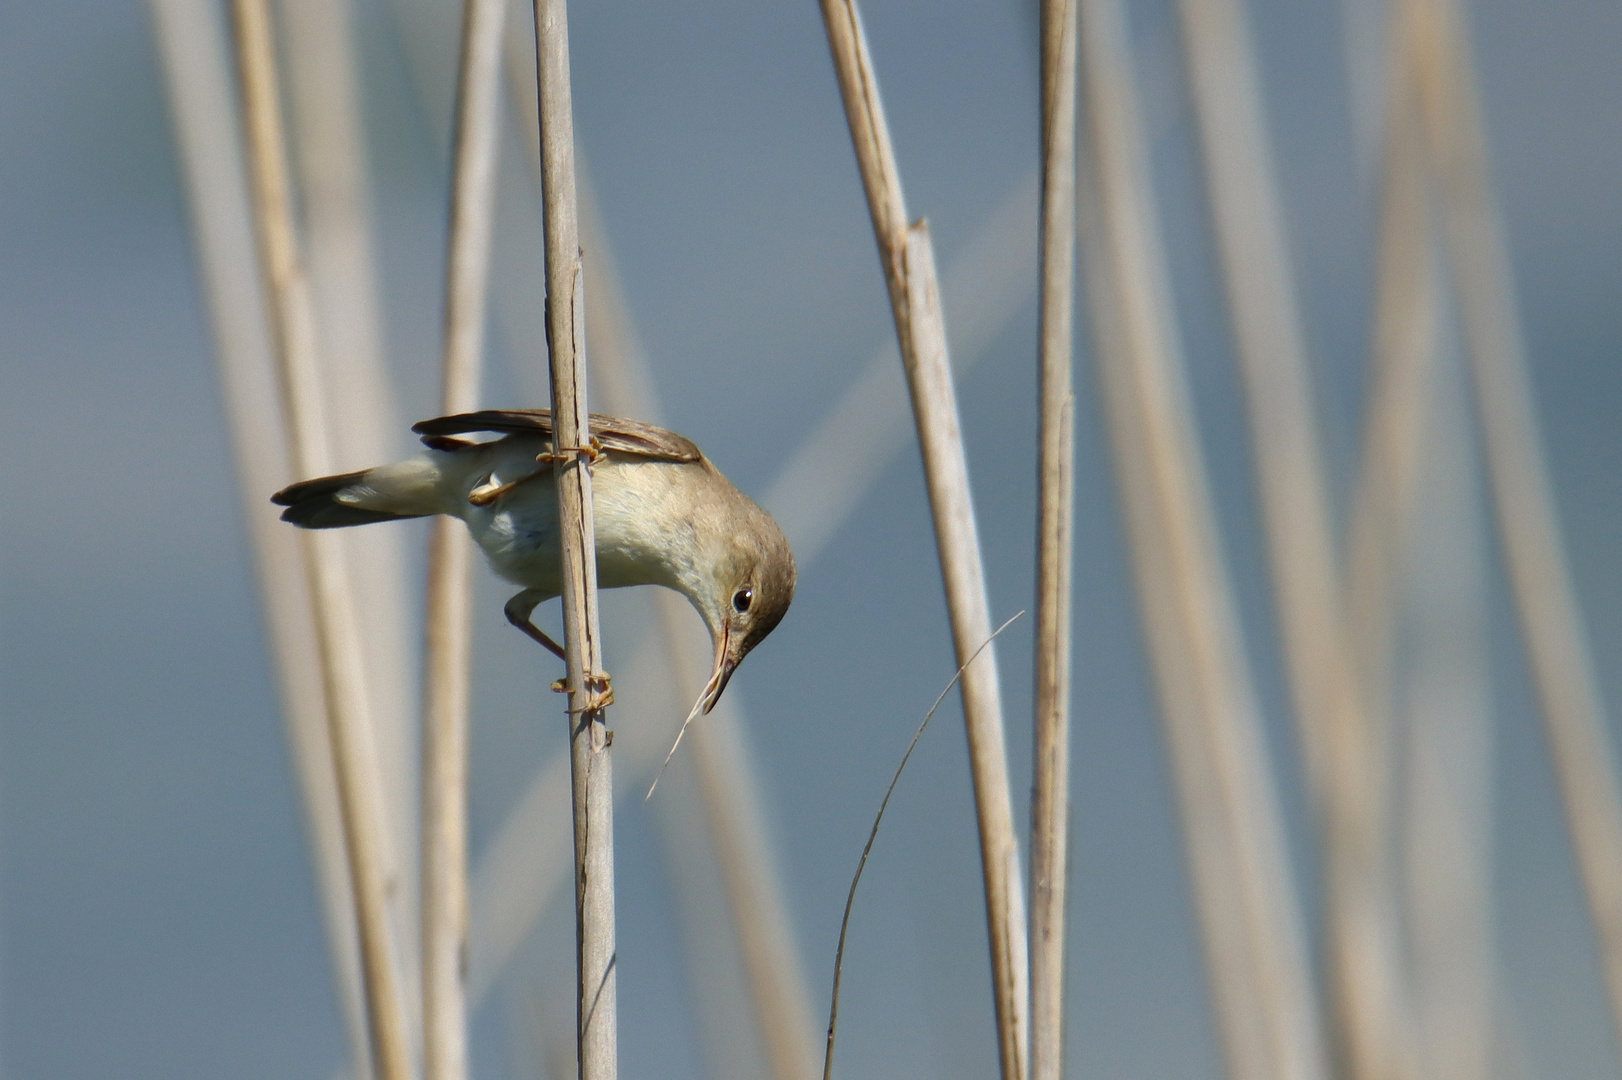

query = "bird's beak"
[
  {"left": 647, "top": 617, "right": 740, "bottom": 800},
  {"left": 700, "top": 617, "right": 738, "bottom": 714}
]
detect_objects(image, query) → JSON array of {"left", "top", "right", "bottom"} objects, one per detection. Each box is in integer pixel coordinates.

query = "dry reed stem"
[
  {"left": 1407, "top": 0, "right": 1622, "bottom": 1046},
  {"left": 531, "top": 0, "right": 617, "bottom": 1075},
  {"left": 147, "top": 3, "right": 373, "bottom": 1072},
  {"left": 1074, "top": 1, "right": 1327, "bottom": 1077},
  {"left": 1175, "top": 0, "right": 1417, "bottom": 1075},
  {"left": 279, "top": 5, "right": 421, "bottom": 993},
  {"left": 1031, "top": 3, "right": 1078, "bottom": 1079},
  {"left": 817, "top": 5, "right": 1030, "bottom": 1077},
  {"left": 232, "top": 1, "right": 414, "bottom": 1076},
  {"left": 421, "top": 0, "right": 507, "bottom": 1077}
]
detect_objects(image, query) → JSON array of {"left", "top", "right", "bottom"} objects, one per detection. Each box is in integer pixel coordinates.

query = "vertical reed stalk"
[
  {"left": 148, "top": 3, "right": 372, "bottom": 1072},
  {"left": 1031, "top": 2, "right": 1078, "bottom": 1079},
  {"left": 532, "top": 0, "right": 617, "bottom": 1075},
  {"left": 421, "top": 0, "right": 506, "bottom": 1077},
  {"left": 817, "top": 5, "right": 1030, "bottom": 1077},
  {"left": 232, "top": 1, "right": 414, "bottom": 1077},
  {"left": 1074, "top": 0, "right": 1328, "bottom": 1077},
  {"left": 1175, "top": 0, "right": 1417, "bottom": 1076},
  {"left": 1408, "top": 0, "right": 1622, "bottom": 1046}
]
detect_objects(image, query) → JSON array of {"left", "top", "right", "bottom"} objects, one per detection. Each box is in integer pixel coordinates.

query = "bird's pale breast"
[{"left": 452, "top": 444, "right": 696, "bottom": 600}]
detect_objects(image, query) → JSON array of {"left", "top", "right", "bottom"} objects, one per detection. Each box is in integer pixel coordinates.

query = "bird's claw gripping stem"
[
  {"left": 535, "top": 436, "right": 604, "bottom": 467},
  {"left": 551, "top": 670, "right": 614, "bottom": 713},
  {"left": 468, "top": 438, "right": 603, "bottom": 507}
]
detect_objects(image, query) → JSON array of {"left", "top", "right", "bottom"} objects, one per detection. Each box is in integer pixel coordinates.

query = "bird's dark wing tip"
[{"left": 412, "top": 408, "right": 702, "bottom": 463}]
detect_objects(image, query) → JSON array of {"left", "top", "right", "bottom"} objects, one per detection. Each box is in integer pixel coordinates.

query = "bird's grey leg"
[
  {"left": 503, "top": 589, "right": 567, "bottom": 660},
  {"left": 504, "top": 591, "right": 615, "bottom": 710}
]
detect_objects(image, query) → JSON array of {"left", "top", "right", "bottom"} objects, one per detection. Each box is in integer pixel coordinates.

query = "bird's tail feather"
[{"left": 272, "top": 458, "right": 443, "bottom": 529}]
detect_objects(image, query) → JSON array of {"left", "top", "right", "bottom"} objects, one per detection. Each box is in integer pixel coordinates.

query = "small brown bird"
[{"left": 272, "top": 409, "right": 795, "bottom": 714}]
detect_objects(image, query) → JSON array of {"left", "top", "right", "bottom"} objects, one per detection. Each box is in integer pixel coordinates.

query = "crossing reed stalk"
[
  {"left": 149, "top": 2, "right": 373, "bottom": 1070},
  {"left": 1074, "top": 0, "right": 1328, "bottom": 1076},
  {"left": 421, "top": 0, "right": 507, "bottom": 1077},
  {"left": 1408, "top": 0, "right": 1622, "bottom": 1048},
  {"left": 232, "top": 0, "right": 414, "bottom": 1076},
  {"left": 1176, "top": 0, "right": 1418, "bottom": 1074}
]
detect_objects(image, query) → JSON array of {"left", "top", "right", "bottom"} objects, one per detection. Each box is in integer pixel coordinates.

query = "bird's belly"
[
  {"left": 467, "top": 503, "right": 562, "bottom": 593},
  {"left": 462, "top": 495, "right": 667, "bottom": 595}
]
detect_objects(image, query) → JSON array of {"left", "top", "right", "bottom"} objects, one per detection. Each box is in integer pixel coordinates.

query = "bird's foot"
[
  {"left": 551, "top": 670, "right": 614, "bottom": 712},
  {"left": 535, "top": 436, "right": 604, "bottom": 467}
]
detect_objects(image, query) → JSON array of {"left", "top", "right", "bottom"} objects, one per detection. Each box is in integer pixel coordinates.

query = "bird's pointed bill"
[{"left": 701, "top": 619, "right": 737, "bottom": 715}]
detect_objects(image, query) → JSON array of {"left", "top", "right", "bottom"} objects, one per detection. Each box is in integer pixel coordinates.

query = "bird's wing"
[{"left": 413, "top": 409, "right": 702, "bottom": 463}]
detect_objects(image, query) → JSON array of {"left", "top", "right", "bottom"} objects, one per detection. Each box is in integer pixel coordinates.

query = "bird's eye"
[{"left": 733, "top": 587, "right": 754, "bottom": 613}]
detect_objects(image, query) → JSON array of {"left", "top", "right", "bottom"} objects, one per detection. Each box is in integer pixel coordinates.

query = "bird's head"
[{"left": 689, "top": 500, "right": 796, "bottom": 714}]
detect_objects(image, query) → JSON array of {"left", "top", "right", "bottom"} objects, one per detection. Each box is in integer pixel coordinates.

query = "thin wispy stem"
[
  {"left": 824, "top": 613, "right": 1025, "bottom": 1080},
  {"left": 421, "top": 0, "right": 506, "bottom": 1077},
  {"left": 231, "top": 0, "right": 414, "bottom": 1076},
  {"left": 531, "top": 0, "right": 617, "bottom": 1075},
  {"left": 817, "top": 5, "right": 1030, "bottom": 1076}
]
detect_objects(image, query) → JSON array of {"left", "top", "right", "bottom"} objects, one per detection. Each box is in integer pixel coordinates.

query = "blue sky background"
[{"left": 1, "top": 0, "right": 1620, "bottom": 1077}]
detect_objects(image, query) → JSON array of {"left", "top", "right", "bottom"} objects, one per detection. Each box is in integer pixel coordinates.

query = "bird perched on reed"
[{"left": 272, "top": 409, "right": 795, "bottom": 714}]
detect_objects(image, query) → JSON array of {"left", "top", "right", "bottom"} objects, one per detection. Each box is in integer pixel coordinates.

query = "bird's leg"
[
  {"left": 503, "top": 589, "right": 567, "bottom": 660},
  {"left": 469, "top": 467, "right": 550, "bottom": 507},
  {"left": 468, "top": 438, "right": 603, "bottom": 507},
  {"left": 506, "top": 589, "right": 615, "bottom": 709}
]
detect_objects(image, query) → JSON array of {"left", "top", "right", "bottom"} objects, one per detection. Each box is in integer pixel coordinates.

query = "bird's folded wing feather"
[{"left": 413, "top": 409, "right": 702, "bottom": 463}]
